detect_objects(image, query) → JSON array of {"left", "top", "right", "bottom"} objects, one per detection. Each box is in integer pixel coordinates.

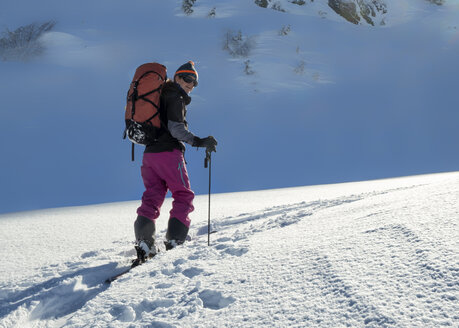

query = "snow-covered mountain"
[
  {"left": 180, "top": 0, "right": 450, "bottom": 29},
  {"left": 1, "top": 172, "right": 458, "bottom": 327},
  {"left": 1, "top": 0, "right": 458, "bottom": 214},
  {"left": 180, "top": 0, "right": 448, "bottom": 26},
  {"left": 251, "top": 0, "right": 445, "bottom": 26}
]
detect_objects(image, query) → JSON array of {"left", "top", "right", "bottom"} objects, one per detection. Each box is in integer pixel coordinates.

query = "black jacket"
[{"left": 145, "top": 81, "right": 196, "bottom": 153}]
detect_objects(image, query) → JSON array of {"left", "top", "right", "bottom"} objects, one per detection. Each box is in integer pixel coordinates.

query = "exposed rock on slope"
[
  {"left": 254, "top": 0, "right": 444, "bottom": 26},
  {"left": 328, "top": 0, "right": 387, "bottom": 26}
]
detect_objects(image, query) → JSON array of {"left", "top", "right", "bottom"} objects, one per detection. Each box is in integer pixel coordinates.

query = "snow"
[
  {"left": 1, "top": 0, "right": 458, "bottom": 215},
  {"left": 1, "top": 1, "right": 458, "bottom": 326},
  {"left": 1, "top": 172, "right": 458, "bottom": 327}
]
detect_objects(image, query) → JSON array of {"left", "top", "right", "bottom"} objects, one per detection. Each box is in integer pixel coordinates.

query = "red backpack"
[{"left": 124, "top": 63, "right": 167, "bottom": 160}]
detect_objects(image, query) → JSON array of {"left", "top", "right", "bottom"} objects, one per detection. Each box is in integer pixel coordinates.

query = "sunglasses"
[{"left": 181, "top": 75, "right": 198, "bottom": 87}]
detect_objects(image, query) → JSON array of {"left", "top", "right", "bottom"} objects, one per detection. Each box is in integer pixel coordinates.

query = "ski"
[
  {"left": 105, "top": 267, "right": 133, "bottom": 284},
  {"left": 105, "top": 243, "right": 158, "bottom": 284},
  {"left": 104, "top": 234, "right": 206, "bottom": 284},
  {"left": 105, "top": 256, "right": 149, "bottom": 284}
]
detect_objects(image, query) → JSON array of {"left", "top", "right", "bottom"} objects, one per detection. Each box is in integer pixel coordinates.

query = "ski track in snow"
[{"left": 1, "top": 174, "right": 458, "bottom": 327}]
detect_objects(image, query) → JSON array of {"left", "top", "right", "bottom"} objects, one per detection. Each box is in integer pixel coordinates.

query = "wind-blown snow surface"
[{"left": 1, "top": 172, "right": 458, "bottom": 327}]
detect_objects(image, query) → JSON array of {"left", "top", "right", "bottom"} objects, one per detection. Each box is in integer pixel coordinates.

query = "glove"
[{"left": 193, "top": 136, "right": 218, "bottom": 153}]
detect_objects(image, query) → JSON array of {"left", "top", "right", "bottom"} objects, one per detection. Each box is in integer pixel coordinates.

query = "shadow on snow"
[{"left": 0, "top": 262, "right": 122, "bottom": 320}]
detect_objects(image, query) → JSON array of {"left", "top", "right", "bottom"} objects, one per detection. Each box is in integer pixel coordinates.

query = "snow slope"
[
  {"left": 1, "top": 172, "right": 458, "bottom": 327},
  {"left": 1, "top": 0, "right": 459, "bottom": 214}
]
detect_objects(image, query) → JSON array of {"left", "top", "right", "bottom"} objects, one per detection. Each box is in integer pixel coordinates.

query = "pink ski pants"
[{"left": 137, "top": 149, "right": 194, "bottom": 227}]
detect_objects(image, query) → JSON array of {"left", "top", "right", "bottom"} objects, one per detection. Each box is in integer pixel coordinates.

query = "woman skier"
[{"left": 133, "top": 61, "right": 217, "bottom": 262}]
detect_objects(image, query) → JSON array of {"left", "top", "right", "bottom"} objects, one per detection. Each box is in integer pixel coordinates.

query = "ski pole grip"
[{"left": 204, "top": 150, "right": 211, "bottom": 168}]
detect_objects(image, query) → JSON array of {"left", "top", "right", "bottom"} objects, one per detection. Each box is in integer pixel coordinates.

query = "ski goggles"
[{"left": 181, "top": 75, "right": 198, "bottom": 87}]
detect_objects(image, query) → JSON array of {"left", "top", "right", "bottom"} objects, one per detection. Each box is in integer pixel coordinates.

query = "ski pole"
[{"left": 204, "top": 150, "right": 212, "bottom": 246}]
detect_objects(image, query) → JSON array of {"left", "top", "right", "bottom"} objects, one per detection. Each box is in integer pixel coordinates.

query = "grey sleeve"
[{"left": 168, "top": 120, "right": 196, "bottom": 145}]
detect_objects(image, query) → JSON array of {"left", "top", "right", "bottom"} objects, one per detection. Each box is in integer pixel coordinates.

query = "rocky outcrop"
[
  {"left": 328, "top": 0, "right": 387, "bottom": 26},
  {"left": 426, "top": 0, "right": 445, "bottom": 4},
  {"left": 254, "top": 0, "right": 269, "bottom": 8},
  {"left": 328, "top": 0, "right": 360, "bottom": 24},
  {"left": 254, "top": 0, "right": 443, "bottom": 27},
  {"left": 254, "top": 0, "right": 386, "bottom": 26},
  {"left": 254, "top": 0, "right": 314, "bottom": 9}
]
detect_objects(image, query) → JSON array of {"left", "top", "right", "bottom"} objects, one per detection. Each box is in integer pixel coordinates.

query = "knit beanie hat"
[{"left": 175, "top": 61, "right": 198, "bottom": 84}]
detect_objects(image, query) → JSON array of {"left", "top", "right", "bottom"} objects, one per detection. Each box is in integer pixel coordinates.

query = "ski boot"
[
  {"left": 164, "top": 217, "right": 189, "bottom": 251},
  {"left": 133, "top": 215, "right": 157, "bottom": 267}
]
